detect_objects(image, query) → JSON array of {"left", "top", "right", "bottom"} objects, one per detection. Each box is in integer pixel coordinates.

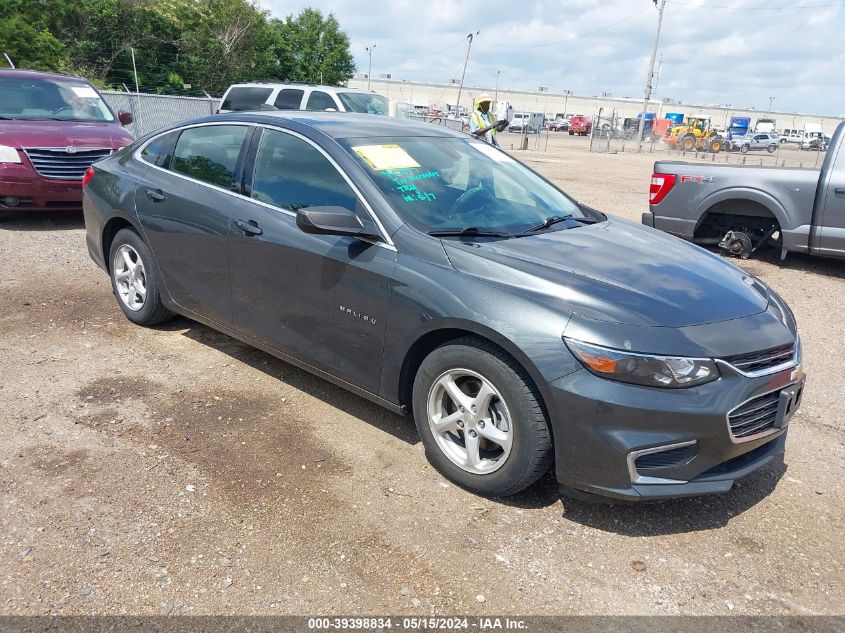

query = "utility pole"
[
  {"left": 768, "top": 96, "right": 775, "bottom": 112},
  {"left": 366, "top": 45, "right": 376, "bottom": 91},
  {"left": 130, "top": 47, "right": 143, "bottom": 132},
  {"left": 455, "top": 31, "right": 479, "bottom": 119},
  {"left": 637, "top": 0, "right": 666, "bottom": 150},
  {"left": 495, "top": 70, "right": 501, "bottom": 101},
  {"left": 562, "top": 90, "right": 571, "bottom": 118}
]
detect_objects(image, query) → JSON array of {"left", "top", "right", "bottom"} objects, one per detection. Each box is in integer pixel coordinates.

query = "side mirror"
[
  {"left": 296, "top": 206, "right": 376, "bottom": 239},
  {"left": 118, "top": 110, "right": 133, "bottom": 126}
]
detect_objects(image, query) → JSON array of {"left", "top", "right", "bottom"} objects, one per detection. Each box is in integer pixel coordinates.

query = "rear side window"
[
  {"left": 221, "top": 87, "right": 272, "bottom": 112},
  {"left": 140, "top": 131, "right": 179, "bottom": 167},
  {"left": 305, "top": 91, "right": 337, "bottom": 111},
  {"left": 250, "top": 129, "right": 358, "bottom": 213},
  {"left": 274, "top": 89, "right": 305, "bottom": 110},
  {"left": 172, "top": 125, "right": 248, "bottom": 189}
]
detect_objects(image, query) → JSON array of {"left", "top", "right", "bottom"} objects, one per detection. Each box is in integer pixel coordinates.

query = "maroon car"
[{"left": 0, "top": 69, "right": 134, "bottom": 213}]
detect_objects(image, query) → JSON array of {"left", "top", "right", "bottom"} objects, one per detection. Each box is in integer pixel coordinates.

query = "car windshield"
[
  {"left": 341, "top": 136, "right": 591, "bottom": 235},
  {"left": 337, "top": 92, "right": 389, "bottom": 115},
  {"left": 0, "top": 76, "right": 114, "bottom": 122}
]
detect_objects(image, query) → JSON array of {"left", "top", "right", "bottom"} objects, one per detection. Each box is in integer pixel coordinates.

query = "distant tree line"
[{"left": 0, "top": 0, "right": 356, "bottom": 95}]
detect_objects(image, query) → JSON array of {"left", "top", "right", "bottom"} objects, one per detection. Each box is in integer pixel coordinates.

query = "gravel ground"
[{"left": 0, "top": 133, "right": 842, "bottom": 617}]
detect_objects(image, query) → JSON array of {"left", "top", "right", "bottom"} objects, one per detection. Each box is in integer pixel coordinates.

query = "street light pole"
[
  {"left": 495, "top": 70, "right": 501, "bottom": 101},
  {"left": 366, "top": 44, "right": 376, "bottom": 91},
  {"left": 562, "top": 90, "right": 571, "bottom": 118},
  {"left": 637, "top": 0, "right": 666, "bottom": 150},
  {"left": 769, "top": 96, "right": 775, "bottom": 112},
  {"left": 455, "top": 31, "right": 479, "bottom": 119}
]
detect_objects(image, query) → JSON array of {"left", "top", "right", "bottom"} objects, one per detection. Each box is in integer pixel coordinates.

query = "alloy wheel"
[
  {"left": 113, "top": 244, "right": 147, "bottom": 311},
  {"left": 426, "top": 368, "right": 513, "bottom": 475}
]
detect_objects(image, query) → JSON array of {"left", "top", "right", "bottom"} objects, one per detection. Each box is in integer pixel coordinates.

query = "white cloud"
[{"left": 260, "top": 0, "right": 845, "bottom": 115}]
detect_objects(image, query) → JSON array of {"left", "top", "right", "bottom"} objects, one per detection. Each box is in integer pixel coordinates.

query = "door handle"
[
  {"left": 234, "top": 219, "right": 263, "bottom": 236},
  {"left": 835, "top": 188, "right": 845, "bottom": 196},
  {"left": 144, "top": 188, "right": 166, "bottom": 202}
]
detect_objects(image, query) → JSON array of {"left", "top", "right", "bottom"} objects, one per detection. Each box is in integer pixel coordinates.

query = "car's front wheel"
[
  {"left": 412, "top": 337, "right": 553, "bottom": 497},
  {"left": 109, "top": 228, "right": 173, "bottom": 326}
]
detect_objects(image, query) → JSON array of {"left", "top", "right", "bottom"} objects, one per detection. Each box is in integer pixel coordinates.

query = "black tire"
[
  {"left": 412, "top": 336, "right": 553, "bottom": 497},
  {"left": 680, "top": 135, "right": 696, "bottom": 152},
  {"left": 108, "top": 227, "right": 173, "bottom": 326},
  {"left": 767, "top": 144, "right": 777, "bottom": 153},
  {"left": 740, "top": 144, "right": 750, "bottom": 154}
]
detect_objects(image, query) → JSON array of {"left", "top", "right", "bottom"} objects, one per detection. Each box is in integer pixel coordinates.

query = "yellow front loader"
[{"left": 664, "top": 117, "right": 723, "bottom": 153}]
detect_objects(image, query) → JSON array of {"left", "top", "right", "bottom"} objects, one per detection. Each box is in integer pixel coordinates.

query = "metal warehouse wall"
[{"left": 350, "top": 78, "right": 844, "bottom": 132}]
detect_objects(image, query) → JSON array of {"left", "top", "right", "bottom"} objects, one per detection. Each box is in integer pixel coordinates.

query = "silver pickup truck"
[{"left": 642, "top": 120, "right": 844, "bottom": 260}]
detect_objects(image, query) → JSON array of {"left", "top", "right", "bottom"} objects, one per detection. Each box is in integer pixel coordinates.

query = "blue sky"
[{"left": 260, "top": 0, "right": 845, "bottom": 116}]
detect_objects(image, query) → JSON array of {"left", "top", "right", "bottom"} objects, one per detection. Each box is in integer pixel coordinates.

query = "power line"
[
  {"left": 495, "top": 7, "right": 652, "bottom": 49},
  {"left": 670, "top": 0, "right": 841, "bottom": 9}
]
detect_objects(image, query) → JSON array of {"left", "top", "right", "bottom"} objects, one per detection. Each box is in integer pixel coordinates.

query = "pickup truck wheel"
[
  {"left": 412, "top": 337, "right": 552, "bottom": 497},
  {"left": 109, "top": 228, "right": 173, "bottom": 326}
]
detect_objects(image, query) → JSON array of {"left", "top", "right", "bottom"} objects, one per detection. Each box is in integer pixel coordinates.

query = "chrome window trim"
[
  {"left": 626, "top": 440, "right": 697, "bottom": 485},
  {"left": 133, "top": 121, "right": 396, "bottom": 252},
  {"left": 725, "top": 380, "right": 799, "bottom": 444},
  {"left": 716, "top": 335, "right": 801, "bottom": 379}
]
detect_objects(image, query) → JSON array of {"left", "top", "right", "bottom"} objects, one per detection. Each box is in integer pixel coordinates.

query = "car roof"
[
  {"left": 0, "top": 69, "right": 89, "bottom": 82},
  {"left": 211, "top": 111, "right": 467, "bottom": 140},
  {"left": 224, "top": 82, "right": 375, "bottom": 95}
]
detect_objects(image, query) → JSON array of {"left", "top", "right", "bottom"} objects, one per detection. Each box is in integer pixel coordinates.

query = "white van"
[{"left": 218, "top": 82, "right": 391, "bottom": 115}]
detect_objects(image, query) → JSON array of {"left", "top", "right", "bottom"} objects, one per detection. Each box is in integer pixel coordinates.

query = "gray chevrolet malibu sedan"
[{"left": 82, "top": 112, "right": 805, "bottom": 501}]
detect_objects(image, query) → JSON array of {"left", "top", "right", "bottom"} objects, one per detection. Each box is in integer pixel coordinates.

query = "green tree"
[{"left": 270, "top": 9, "right": 355, "bottom": 86}]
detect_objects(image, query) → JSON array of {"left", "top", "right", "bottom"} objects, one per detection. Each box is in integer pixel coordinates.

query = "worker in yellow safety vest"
[{"left": 469, "top": 94, "right": 508, "bottom": 146}]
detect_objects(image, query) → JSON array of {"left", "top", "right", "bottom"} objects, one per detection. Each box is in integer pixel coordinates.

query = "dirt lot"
[{"left": 1, "top": 134, "right": 843, "bottom": 617}]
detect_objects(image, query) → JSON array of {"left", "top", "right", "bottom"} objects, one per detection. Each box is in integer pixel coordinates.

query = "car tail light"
[
  {"left": 649, "top": 173, "right": 676, "bottom": 205},
  {"left": 82, "top": 167, "right": 95, "bottom": 187}
]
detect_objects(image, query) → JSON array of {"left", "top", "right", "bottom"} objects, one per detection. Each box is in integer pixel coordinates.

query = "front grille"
[
  {"left": 723, "top": 344, "right": 795, "bottom": 374},
  {"left": 23, "top": 147, "right": 112, "bottom": 180},
  {"left": 635, "top": 443, "right": 697, "bottom": 471},
  {"left": 729, "top": 391, "right": 780, "bottom": 438}
]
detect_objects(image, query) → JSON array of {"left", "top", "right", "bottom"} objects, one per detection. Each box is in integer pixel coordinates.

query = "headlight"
[
  {"left": 564, "top": 338, "right": 719, "bottom": 389},
  {"left": 0, "top": 145, "right": 22, "bottom": 164}
]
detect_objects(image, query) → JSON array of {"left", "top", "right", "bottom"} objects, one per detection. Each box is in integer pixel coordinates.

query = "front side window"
[
  {"left": 140, "top": 131, "right": 179, "bottom": 168},
  {"left": 342, "top": 136, "right": 588, "bottom": 235},
  {"left": 274, "top": 89, "right": 304, "bottom": 110},
  {"left": 220, "top": 87, "right": 272, "bottom": 112},
  {"left": 171, "top": 125, "right": 248, "bottom": 189},
  {"left": 336, "top": 92, "right": 389, "bottom": 115},
  {"left": 305, "top": 91, "right": 338, "bottom": 111},
  {"left": 0, "top": 76, "right": 114, "bottom": 122},
  {"left": 251, "top": 129, "right": 359, "bottom": 213}
]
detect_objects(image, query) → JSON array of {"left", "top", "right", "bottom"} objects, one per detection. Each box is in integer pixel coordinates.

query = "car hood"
[
  {"left": 442, "top": 217, "right": 769, "bottom": 328},
  {"left": 0, "top": 120, "right": 133, "bottom": 149}
]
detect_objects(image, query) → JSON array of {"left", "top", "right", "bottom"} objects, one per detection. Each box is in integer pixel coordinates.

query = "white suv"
[{"left": 218, "top": 82, "right": 391, "bottom": 115}]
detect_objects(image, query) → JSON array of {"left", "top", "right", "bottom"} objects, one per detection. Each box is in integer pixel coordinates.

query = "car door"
[
  {"left": 228, "top": 126, "right": 397, "bottom": 393},
  {"left": 815, "top": 136, "right": 845, "bottom": 256},
  {"left": 135, "top": 123, "right": 251, "bottom": 325}
]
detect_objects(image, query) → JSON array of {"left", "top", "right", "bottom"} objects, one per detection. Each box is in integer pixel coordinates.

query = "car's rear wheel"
[
  {"left": 767, "top": 144, "right": 777, "bottom": 153},
  {"left": 109, "top": 228, "right": 173, "bottom": 326},
  {"left": 412, "top": 337, "right": 553, "bottom": 497}
]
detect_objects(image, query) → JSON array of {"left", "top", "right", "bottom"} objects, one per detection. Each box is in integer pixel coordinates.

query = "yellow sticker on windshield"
[{"left": 353, "top": 144, "right": 420, "bottom": 171}]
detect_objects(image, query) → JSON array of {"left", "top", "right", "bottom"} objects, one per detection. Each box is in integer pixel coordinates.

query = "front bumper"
[
  {"left": 0, "top": 163, "right": 82, "bottom": 211},
  {"left": 545, "top": 361, "right": 803, "bottom": 501}
]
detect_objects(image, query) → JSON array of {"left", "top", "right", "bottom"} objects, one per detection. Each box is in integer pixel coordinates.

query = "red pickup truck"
[
  {"left": 568, "top": 114, "right": 592, "bottom": 136},
  {"left": 0, "top": 69, "right": 134, "bottom": 213}
]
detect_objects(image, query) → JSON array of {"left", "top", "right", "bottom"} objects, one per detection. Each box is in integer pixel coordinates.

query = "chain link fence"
[{"left": 101, "top": 91, "right": 217, "bottom": 138}]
